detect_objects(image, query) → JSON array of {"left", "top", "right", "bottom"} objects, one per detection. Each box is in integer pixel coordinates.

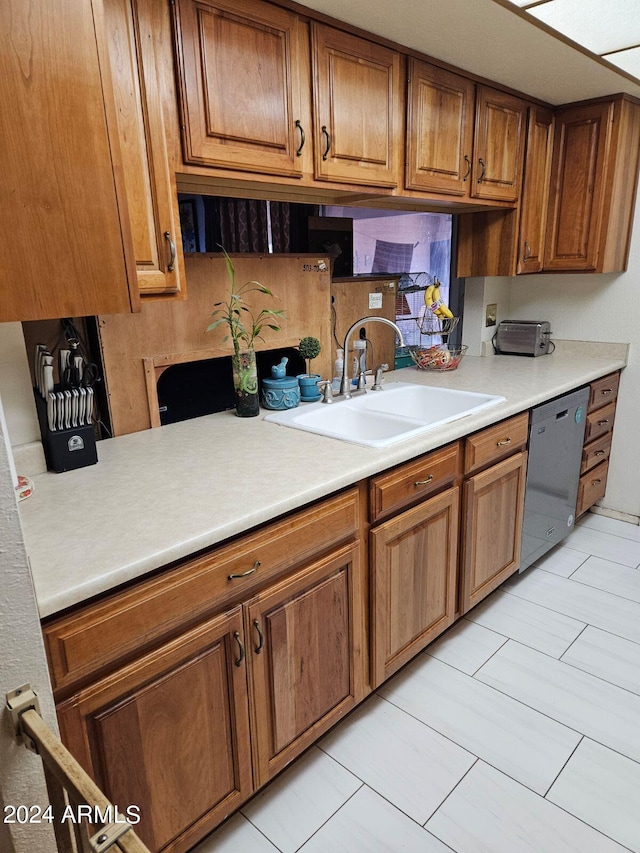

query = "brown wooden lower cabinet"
[
  {"left": 247, "top": 542, "right": 364, "bottom": 785},
  {"left": 370, "top": 486, "right": 459, "bottom": 686},
  {"left": 461, "top": 451, "right": 528, "bottom": 614},
  {"left": 56, "top": 607, "right": 253, "bottom": 853}
]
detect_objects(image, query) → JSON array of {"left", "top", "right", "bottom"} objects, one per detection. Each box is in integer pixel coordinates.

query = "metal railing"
[{"left": 6, "top": 685, "right": 151, "bottom": 853}]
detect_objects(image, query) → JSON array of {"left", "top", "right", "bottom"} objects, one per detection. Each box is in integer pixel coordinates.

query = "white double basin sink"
[{"left": 264, "top": 381, "right": 506, "bottom": 448}]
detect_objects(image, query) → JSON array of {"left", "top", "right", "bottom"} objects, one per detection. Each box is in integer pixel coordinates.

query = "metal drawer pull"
[
  {"left": 233, "top": 632, "right": 245, "bottom": 667},
  {"left": 295, "top": 119, "right": 305, "bottom": 155},
  {"left": 164, "top": 231, "right": 176, "bottom": 272},
  {"left": 478, "top": 158, "right": 486, "bottom": 182},
  {"left": 523, "top": 241, "right": 531, "bottom": 261},
  {"left": 595, "top": 450, "right": 606, "bottom": 456},
  {"left": 228, "top": 560, "right": 261, "bottom": 580},
  {"left": 597, "top": 419, "right": 610, "bottom": 426},
  {"left": 321, "top": 126, "right": 331, "bottom": 160},
  {"left": 415, "top": 475, "right": 434, "bottom": 486},
  {"left": 601, "top": 389, "right": 613, "bottom": 395},
  {"left": 592, "top": 479, "right": 602, "bottom": 486},
  {"left": 497, "top": 437, "right": 511, "bottom": 446},
  {"left": 253, "top": 620, "right": 264, "bottom": 654},
  {"left": 463, "top": 155, "right": 471, "bottom": 181}
]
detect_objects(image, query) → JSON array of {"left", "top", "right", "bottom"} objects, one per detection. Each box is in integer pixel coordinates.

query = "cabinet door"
[
  {"left": 173, "top": 0, "right": 305, "bottom": 178},
  {"left": 56, "top": 607, "right": 252, "bottom": 853},
  {"left": 0, "top": 0, "right": 138, "bottom": 321},
  {"left": 311, "top": 23, "right": 401, "bottom": 187},
  {"left": 246, "top": 542, "right": 365, "bottom": 786},
  {"left": 370, "top": 486, "right": 459, "bottom": 687},
  {"left": 543, "top": 101, "right": 613, "bottom": 271},
  {"left": 472, "top": 86, "right": 527, "bottom": 202},
  {"left": 405, "top": 60, "right": 475, "bottom": 196},
  {"left": 461, "top": 451, "right": 527, "bottom": 614},
  {"left": 518, "top": 106, "right": 554, "bottom": 273},
  {"left": 105, "top": 0, "right": 184, "bottom": 296}
]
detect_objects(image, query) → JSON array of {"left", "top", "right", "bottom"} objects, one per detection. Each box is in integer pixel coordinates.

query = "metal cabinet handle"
[
  {"left": 591, "top": 479, "right": 602, "bottom": 486},
  {"left": 497, "top": 437, "right": 511, "bottom": 446},
  {"left": 253, "top": 620, "right": 264, "bottom": 654},
  {"left": 595, "top": 450, "right": 606, "bottom": 457},
  {"left": 415, "top": 475, "right": 434, "bottom": 486},
  {"left": 164, "top": 231, "right": 176, "bottom": 272},
  {"left": 463, "top": 155, "right": 471, "bottom": 181},
  {"left": 477, "top": 158, "right": 486, "bottom": 183},
  {"left": 228, "top": 560, "right": 261, "bottom": 580},
  {"left": 233, "top": 631, "right": 245, "bottom": 667},
  {"left": 597, "top": 419, "right": 610, "bottom": 426},
  {"left": 321, "top": 126, "right": 331, "bottom": 160},
  {"left": 295, "top": 119, "right": 305, "bottom": 156},
  {"left": 601, "top": 389, "right": 613, "bottom": 395},
  {"left": 523, "top": 241, "right": 531, "bottom": 261}
]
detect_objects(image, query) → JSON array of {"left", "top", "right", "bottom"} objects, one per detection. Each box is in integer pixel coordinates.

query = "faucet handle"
[
  {"left": 317, "top": 380, "right": 334, "bottom": 404},
  {"left": 372, "top": 363, "right": 389, "bottom": 391}
]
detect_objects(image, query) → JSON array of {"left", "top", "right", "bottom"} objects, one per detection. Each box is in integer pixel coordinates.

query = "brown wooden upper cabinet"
[
  {"left": 0, "top": 0, "right": 139, "bottom": 322},
  {"left": 311, "top": 24, "right": 402, "bottom": 188},
  {"left": 405, "top": 60, "right": 475, "bottom": 196},
  {"left": 544, "top": 97, "right": 640, "bottom": 273},
  {"left": 472, "top": 86, "right": 528, "bottom": 203},
  {"left": 104, "top": 0, "right": 185, "bottom": 297},
  {"left": 406, "top": 66, "right": 526, "bottom": 204},
  {"left": 517, "top": 106, "right": 554, "bottom": 273},
  {"left": 173, "top": 0, "right": 306, "bottom": 178}
]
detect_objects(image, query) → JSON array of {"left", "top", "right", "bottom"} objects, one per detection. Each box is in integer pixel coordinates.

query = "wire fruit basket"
[{"left": 409, "top": 345, "right": 468, "bottom": 371}]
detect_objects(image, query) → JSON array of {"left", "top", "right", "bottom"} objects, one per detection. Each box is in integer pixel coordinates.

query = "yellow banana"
[
  {"left": 432, "top": 285, "right": 441, "bottom": 304},
  {"left": 439, "top": 303, "right": 454, "bottom": 319},
  {"left": 423, "top": 285, "right": 435, "bottom": 307}
]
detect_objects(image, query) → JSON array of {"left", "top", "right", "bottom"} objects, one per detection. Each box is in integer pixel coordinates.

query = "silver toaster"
[{"left": 495, "top": 320, "right": 552, "bottom": 356}]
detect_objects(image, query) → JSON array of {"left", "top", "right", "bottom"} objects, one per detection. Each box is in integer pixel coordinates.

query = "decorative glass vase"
[{"left": 232, "top": 348, "right": 259, "bottom": 417}]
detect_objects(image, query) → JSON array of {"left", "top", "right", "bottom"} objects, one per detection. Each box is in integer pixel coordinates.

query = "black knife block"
[{"left": 34, "top": 391, "right": 98, "bottom": 473}]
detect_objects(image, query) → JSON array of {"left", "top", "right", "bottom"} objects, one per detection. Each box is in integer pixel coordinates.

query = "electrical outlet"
[{"left": 486, "top": 303, "right": 497, "bottom": 327}]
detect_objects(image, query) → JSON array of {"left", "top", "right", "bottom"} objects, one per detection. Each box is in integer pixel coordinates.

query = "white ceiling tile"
[
  {"left": 528, "top": 0, "right": 640, "bottom": 55},
  {"left": 605, "top": 46, "right": 640, "bottom": 78}
]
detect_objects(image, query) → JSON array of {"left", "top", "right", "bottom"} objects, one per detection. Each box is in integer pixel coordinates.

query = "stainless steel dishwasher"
[{"left": 520, "top": 386, "right": 590, "bottom": 572}]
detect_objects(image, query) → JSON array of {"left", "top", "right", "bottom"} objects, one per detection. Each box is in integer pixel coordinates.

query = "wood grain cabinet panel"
[
  {"left": 577, "top": 460, "right": 609, "bottom": 517},
  {"left": 246, "top": 542, "right": 365, "bottom": 785},
  {"left": 405, "top": 60, "right": 475, "bottom": 196},
  {"left": 56, "top": 608, "right": 253, "bottom": 853},
  {"left": 370, "top": 486, "right": 459, "bottom": 686},
  {"left": 0, "top": 0, "right": 138, "bottom": 321},
  {"left": 464, "top": 413, "right": 529, "bottom": 475},
  {"left": 173, "top": 0, "right": 306, "bottom": 177},
  {"left": 369, "top": 441, "right": 460, "bottom": 522},
  {"left": 518, "top": 106, "right": 554, "bottom": 273},
  {"left": 584, "top": 401, "right": 616, "bottom": 443},
  {"left": 472, "top": 86, "right": 527, "bottom": 203},
  {"left": 104, "top": 0, "right": 184, "bottom": 296},
  {"left": 544, "top": 101, "right": 613, "bottom": 271},
  {"left": 311, "top": 23, "right": 402, "bottom": 187},
  {"left": 461, "top": 451, "right": 527, "bottom": 614},
  {"left": 588, "top": 372, "right": 620, "bottom": 411}
]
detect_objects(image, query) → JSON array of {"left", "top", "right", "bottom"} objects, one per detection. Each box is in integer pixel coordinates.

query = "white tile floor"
[{"left": 193, "top": 513, "right": 640, "bottom": 853}]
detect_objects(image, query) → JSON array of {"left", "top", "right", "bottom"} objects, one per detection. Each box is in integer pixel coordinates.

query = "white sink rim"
[{"left": 264, "top": 382, "right": 506, "bottom": 448}]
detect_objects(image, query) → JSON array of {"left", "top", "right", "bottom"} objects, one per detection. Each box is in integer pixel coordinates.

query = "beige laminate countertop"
[{"left": 20, "top": 341, "right": 627, "bottom": 619}]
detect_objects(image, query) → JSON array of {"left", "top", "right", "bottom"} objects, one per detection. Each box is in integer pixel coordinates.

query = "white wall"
[{"left": 0, "top": 415, "right": 58, "bottom": 853}]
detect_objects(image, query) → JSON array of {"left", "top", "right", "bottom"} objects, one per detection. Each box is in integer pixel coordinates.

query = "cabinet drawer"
[
  {"left": 584, "top": 401, "right": 616, "bottom": 443},
  {"left": 369, "top": 442, "right": 460, "bottom": 522},
  {"left": 577, "top": 460, "right": 609, "bottom": 516},
  {"left": 44, "top": 488, "right": 360, "bottom": 693},
  {"left": 464, "top": 413, "right": 529, "bottom": 474},
  {"left": 581, "top": 432, "right": 612, "bottom": 474},
  {"left": 588, "top": 373, "right": 620, "bottom": 412}
]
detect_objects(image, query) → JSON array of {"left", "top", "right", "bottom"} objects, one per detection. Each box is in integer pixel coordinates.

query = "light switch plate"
[{"left": 486, "top": 303, "right": 497, "bottom": 327}]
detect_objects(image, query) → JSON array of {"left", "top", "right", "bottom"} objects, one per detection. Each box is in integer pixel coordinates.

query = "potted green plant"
[
  {"left": 207, "top": 251, "right": 285, "bottom": 417},
  {"left": 297, "top": 336, "right": 322, "bottom": 402}
]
